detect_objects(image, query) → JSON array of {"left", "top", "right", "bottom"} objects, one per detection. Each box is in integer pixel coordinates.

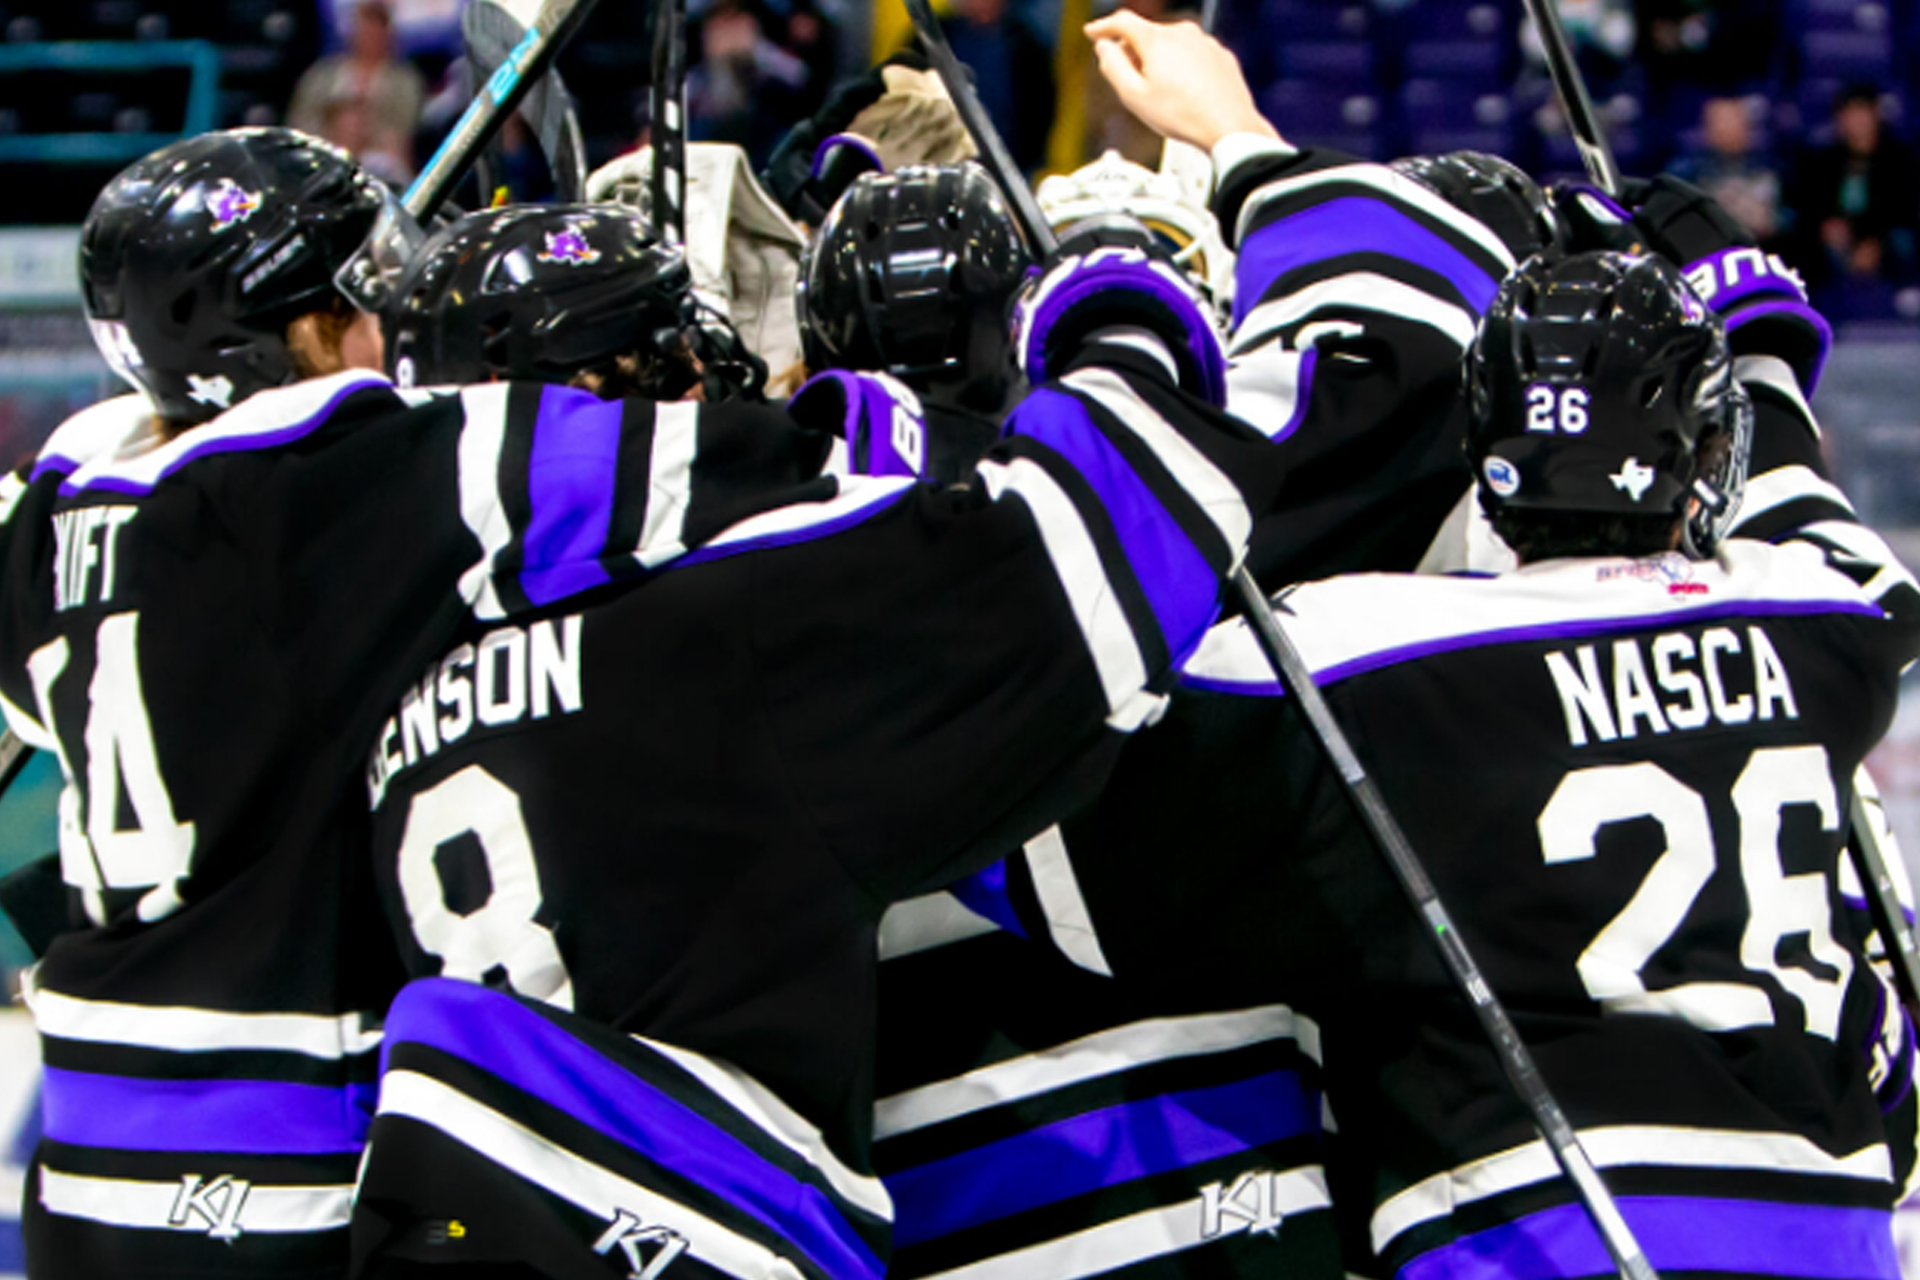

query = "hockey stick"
[
  {"left": 909, "top": 5, "right": 1657, "bottom": 1276},
  {"left": 1519, "top": 0, "right": 1622, "bottom": 194},
  {"left": 402, "top": 0, "right": 604, "bottom": 222},
  {"left": 463, "top": 0, "right": 591, "bottom": 204},
  {"left": 1851, "top": 772, "right": 1920, "bottom": 1017},
  {"left": 649, "top": 0, "right": 688, "bottom": 245},
  {"left": 0, "top": 729, "right": 29, "bottom": 800}
]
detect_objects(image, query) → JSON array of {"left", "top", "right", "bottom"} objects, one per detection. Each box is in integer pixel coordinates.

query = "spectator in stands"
[
  {"left": 1672, "top": 95, "right": 1784, "bottom": 244},
  {"left": 1785, "top": 82, "right": 1920, "bottom": 287},
  {"left": 941, "top": 0, "right": 1055, "bottom": 174},
  {"left": 689, "top": 0, "right": 812, "bottom": 164},
  {"left": 288, "top": 1, "right": 424, "bottom": 172}
]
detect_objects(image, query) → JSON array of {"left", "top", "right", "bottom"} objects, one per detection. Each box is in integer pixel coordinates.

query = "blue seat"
[
  {"left": 1274, "top": 39, "right": 1375, "bottom": 86},
  {"left": 1408, "top": 124, "right": 1518, "bottom": 157},
  {"left": 1404, "top": 38, "right": 1508, "bottom": 80},
  {"left": 1261, "top": 0, "right": 1369, "bottom": 41},
  {"left": 1402, "top": 77, "right": 1513, "bottom": 129},
  {"left": 1261, "top": 80, "right": 1382, "bottom": 139},
  {"left": 1804, "top": 29, "right": 1894, "bottom": 81}
]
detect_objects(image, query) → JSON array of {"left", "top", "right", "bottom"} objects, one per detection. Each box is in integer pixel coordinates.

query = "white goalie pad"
[{"left": 587, "top": 142, "right": 809, "bottom": 379}]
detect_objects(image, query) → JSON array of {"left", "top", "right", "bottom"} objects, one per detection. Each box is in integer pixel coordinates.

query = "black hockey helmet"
[
  {"left": 1467, "top": 250, "right": 1752, "bottom": 555},
  {"left": 385, "top": 203, "right": 726, "bottom": 399},
  {"left": 80, "top": 127, "right": 391, "bottom": 425},
  {"left": 1392, "top": 151, "right": 1562, "bottom": 261},
  {"left": 798, "top": 164, "right": 1034, "bottom": 413}
]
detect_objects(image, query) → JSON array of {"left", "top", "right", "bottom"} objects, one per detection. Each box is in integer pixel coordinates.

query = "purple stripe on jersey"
[
  {"left": 1841, "top": 893, "right": 1918, "bottom": 926},
  {"left": 41, "top": 1067, "right": 373, "bottom": 1155},
  {"left": 885, "top": 1070, "right": 1317, "bottom": 1246},
  {"left": 946, "top": 861, "right": 1027, "bottom": 939},
  {"left": 1397, "top": 1196, "right": 1898, "bottom": 1280},
  {"left": 518, "top": 386, "right": 622, "bottom": 607},
  {"left": 677, "top": 482, "right": 915, "bottom": 571},
  {"left": 57, "top": 374, "right": 389, "bottom": 496},
  {"left": 385, "top": 979, "right": 884, "bottom": 1280},
  {"left": 1180, "top": 596, "right": 1888, "bottom": 698},
  {"left": 1722, "top": 298, "right": 1835, "bottom": 391},
  {"left": 1271, "top": 347, "right": 1319, "bottom": 444},
  {"left": 1013, "top": 388, "right": 1218, "bottom": 655},
  {"left": 27, "top": 455, "right": 81, "bottom": 484},
  {"left": 1233, "top": 197, "right": 1499, "bottom": 328}
]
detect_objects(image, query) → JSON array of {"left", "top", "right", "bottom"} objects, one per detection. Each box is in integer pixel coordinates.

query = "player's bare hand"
[{"left": 1083, "top": 11, "right": 1281, "bottom": 151}]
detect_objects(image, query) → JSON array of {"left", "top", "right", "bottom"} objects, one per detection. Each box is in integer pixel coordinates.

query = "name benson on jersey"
[
  {"left": 368, "top": 615, "right": 584, "bottom": 810},
  {"left": 1545, "top": 624, "right": 1799, "bottom": 748}
]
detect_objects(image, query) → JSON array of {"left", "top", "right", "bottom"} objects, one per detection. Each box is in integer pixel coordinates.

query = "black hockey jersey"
[
  {"left": 349, "top": 339, "right": 1284, "bottom": 1279},
  {"left": 1218, "top": 137, "right": 1517, "bottom": 582},
  {"left": 1007, "top": 363, "right": 1920, "bottom": 1279},
  {"left": 0, "top": 372, "right": 835, "bottom": 1278},
  {"left": 861, "top": 138, "right": 1520, "bottom": 1280}
]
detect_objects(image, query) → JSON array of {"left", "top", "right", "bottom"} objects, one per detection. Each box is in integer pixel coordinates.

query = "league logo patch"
[
  {"left": 538, "top": 227, "right": 601, "bottom": 267},
  {"left": 1610, "top": 457, "right": 1656, "bottom": 502},
  {"left": 207, "top": 179, "right": 263, "bottom": 234},
  {"left": 1483, "top": 456, "right": 1521, "bottom": 497}
]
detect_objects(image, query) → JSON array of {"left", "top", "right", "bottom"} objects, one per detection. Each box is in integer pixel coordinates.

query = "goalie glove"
[
  {"left": 789, "top": 369, "right": 930, "bottom": 479},
  {"left": 1555, "top": 175, "right": 1832, "bottom": 395},
  {"left": 1012, "top": 222, "right": 1229, "bottom": 408}
]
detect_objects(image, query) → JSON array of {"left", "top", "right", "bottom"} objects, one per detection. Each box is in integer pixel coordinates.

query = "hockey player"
[
  {"left": 336, "top": 174, "right": 1290, "bottom": 1279},
  {"left": 1002, "top": 247, "right": 1920, "bottom": 1279},
  {"left": 383, "top": 202, "right": 769, "bottom": 404},
  {"left": 795, "top": 164, "right": 1032, "bottom": 483},
  {"left": 0, "top": 127, "right": 891, "bottom": 1280}
]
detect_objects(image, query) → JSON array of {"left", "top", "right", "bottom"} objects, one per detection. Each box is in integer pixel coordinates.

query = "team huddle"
[{"left": 0, "top": 10, "right": 1914, "bottom": 1280}]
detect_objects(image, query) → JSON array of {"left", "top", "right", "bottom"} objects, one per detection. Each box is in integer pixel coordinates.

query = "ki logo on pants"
[
  {"left": 169, "top": 1174, "right": 251, "bottom": 1241},
  {"left": 593, "top": 1209, "right": 689, "bottom": 1279},
  {"left": 1200, "top": 1170, "right": 1290, "bottom": 1240}
]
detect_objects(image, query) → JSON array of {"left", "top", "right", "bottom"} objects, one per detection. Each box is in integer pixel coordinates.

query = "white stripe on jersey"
[
  {"left": 1797, "top": 518, "right": 1920, "bottom": 603},
  {"left": 975, "top": 458, "right": 1164, "bottom": 733},
  {"left": 874, "top": 1005, "right": 1317, "bottom": 1140},
  {"left": 635, "top": 1036, "right": 894, "bottom": 1221},
  {"left": 636, "top": 401, "right": 701, "bottom": 570},
  {"left": 1060, "top": 369, "right": 1252, "bottom": 555},
  {"left": 1022, "top": 825, "right": 1114, "bottom": 978},
  {"left": 1370, "top": 1124, "right": 1895, "bottom": 1255},
  {"left": 24, "top": 985, "right": 382, "bottom": 1060},
  {"left": 377, "top": 1070, "right": 811, "bottom": 1280},
  {"left": 61, "top": 372, "right": 391, "bottom": 494},
  {"left": 456, "top": 383, "right": 512, "bottom": 621},
  {"left": 878, "top": 894, "right": 999, "bottom": 961},
  {"left": 1737, "top": 465, "right": 1856, "bottom": 526},
  {"left": 697, "top": 474, "right": 914, "bottom": 556},
  {"left": 1233, "top": 163, "right": 1516, "bottom": 272},
  {"left": 0, "top": 685, "right": 54, "bottom": 752},
  {"left": 1181, "top": 539, "right": 1886, "bottom": 695},
  {"left": 1231, "top": 275, "right": 1478, "bottom": 358},
  {"left": 0, "top": 472, "right": 26, "bottom": 526},
  {"left": 908, "top": 1167, "right": 1331, "bottom": 1280},
  {"left": 38, "top": 1167, "right": 352, "bottom": 1234},
  {"left": 1735, "top": 354, "right": 1818, "bottom": 437}
]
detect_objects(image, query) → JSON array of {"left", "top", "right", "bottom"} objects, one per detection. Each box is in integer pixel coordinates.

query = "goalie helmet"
[
  {"left": 385, "top": 204, "right": 743, "bottom": 401},
  {"left": 1391, "top": 150, "right": 1562, "bottom": 261},
  {"left": 1036, "top": 148, "right": 1235, "bottom": 312},
  {"left": 798, "top": 164, "right": 1032, "bottom": 414},
  {"left": 1467, "top": 250, "right": 1752, "bottom": 556},
  {"left": 80, "top": 127, "right": 390, "bottom": 425}
]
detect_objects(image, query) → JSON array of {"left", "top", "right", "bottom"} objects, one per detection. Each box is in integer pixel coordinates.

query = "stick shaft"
[
  {"left": 1519, "top": 0, "right": 1622, "bottom": 194},
  {"left": 403, "top": 0, "right": 602, "bottom": 221},
  {"left": 650, "top": 0, "right": 688, "bottom": 245},
  {"left": 1231, "top": 568, "right": 1658, "bottom": 1280},
  {"left": 901, "top": 0, "right": 1058, "bottom": 256}
]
